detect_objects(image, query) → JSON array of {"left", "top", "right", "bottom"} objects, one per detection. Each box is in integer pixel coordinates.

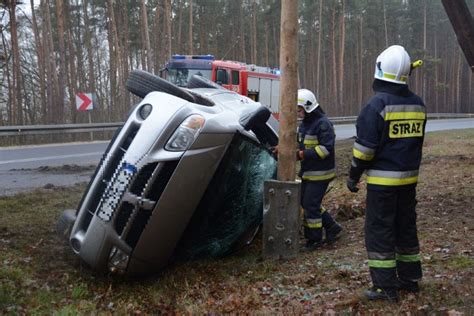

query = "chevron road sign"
[{"left": 76, "top": 93, "right": 93, "bottom": 111}]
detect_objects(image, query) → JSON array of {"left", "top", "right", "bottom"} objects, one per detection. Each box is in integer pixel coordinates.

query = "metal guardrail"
[
  {"left": 0, "top": 122, "right": 123, "bottom": 136},
  {"left": 0, "top": 113, "right": 472, "bottom": 136}
]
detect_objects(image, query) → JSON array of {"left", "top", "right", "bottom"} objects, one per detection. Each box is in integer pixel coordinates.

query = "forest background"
[{"left": 0, "top": 0, "right": 473, "bottom": 127}]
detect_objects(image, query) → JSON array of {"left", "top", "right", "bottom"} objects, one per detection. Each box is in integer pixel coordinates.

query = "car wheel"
[
  {"left": 187, "top": 74, "right": 223, "bottom": 90},
  {"left": 126, "top": 69, "right": 196, "bottom": 103}
]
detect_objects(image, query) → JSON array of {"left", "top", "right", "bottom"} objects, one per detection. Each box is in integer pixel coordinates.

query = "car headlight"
[
  {"left": 138, "top": 104, "right": 153, "bottom": 120},
  {"left": 165, "top": 114, "right": 205, "bottom": 151}
]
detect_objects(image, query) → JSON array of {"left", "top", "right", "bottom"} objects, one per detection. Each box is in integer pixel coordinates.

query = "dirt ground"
[
  {"left": 0, "top": 129, "right": 473, "bottom": 314},
  {"left": 0, "top": 164, "right": 95, "bottom": 196}
]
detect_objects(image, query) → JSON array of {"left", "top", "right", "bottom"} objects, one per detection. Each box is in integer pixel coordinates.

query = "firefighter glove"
[{"left": 346, "top": 178, "right": 359, "bottom": 193}]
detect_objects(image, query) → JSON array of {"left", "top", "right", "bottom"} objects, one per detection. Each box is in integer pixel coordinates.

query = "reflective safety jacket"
[
  {"left": 349, "top": 80, "right": 426, "bottom": 190},
  {"left": 298, "top": 111, "right": 336, "bottom": 182}
]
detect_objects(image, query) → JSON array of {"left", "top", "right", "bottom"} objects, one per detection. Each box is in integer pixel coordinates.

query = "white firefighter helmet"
[
  {"left": 297, "top": 89, "right": 319, "bottom": 113},
  {"left": 374, "top": 45, "right": 411, "bottom": 85}
]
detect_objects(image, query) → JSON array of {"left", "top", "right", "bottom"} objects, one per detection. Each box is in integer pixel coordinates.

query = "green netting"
[{"left": 172, "top": 134, "right": 277, "bottom": 261}]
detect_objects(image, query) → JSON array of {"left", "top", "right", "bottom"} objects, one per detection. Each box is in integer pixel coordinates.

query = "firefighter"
[
  {"left": 346, "top": 45, "right": 425, "bottom": 302},
  {"left": 295, "top": 89, "right": 342, "bottom": 251}
]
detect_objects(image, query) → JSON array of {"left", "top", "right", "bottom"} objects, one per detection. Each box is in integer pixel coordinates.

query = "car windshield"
[
  {"left": 172, "top": 134, "right": 277, "bottom": 261},
  {"left": 167, "top": 68, "right": 212, "bottom": 87}
]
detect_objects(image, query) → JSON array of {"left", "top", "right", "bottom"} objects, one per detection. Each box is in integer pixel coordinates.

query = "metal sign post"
[{"left": 263, "top": 0, "right": 300, "bottom": 260}]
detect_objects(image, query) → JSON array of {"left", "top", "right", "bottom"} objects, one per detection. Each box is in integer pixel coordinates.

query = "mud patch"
[
  {"left": 1, "top": 165, "right": 94, "bottom": 196},
  {"left": 10, "top": 164, "right": 96, "bottom": 174}
]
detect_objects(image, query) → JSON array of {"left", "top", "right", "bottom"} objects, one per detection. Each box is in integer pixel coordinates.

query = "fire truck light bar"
[
  {"left": 172, "top": 54, "right": 215, "bottom": 61},
  {"left": 192, "top": 55, "right": 214, "bottom": 60}
]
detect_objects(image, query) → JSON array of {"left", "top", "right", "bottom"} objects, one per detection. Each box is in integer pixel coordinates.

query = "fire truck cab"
[
  {"left": 212, "top": 60, "right": 280, "bottom": 116},
  {"left": 161, "top": 55, "right": 281, "bottom": 116},
  {"left": 160, "top": 55, "right": 214, "bottom": 87}
]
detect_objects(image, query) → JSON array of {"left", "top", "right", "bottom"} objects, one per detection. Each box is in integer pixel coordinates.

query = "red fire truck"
[{"left": 160, "top": 55, "right": 281, "bottom": 117}]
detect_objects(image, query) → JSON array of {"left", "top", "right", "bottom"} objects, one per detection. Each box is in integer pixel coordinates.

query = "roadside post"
[
  {"left": 263, "top": 0, "right": 300, "bottom": 260},
  {"left": 76, "top": 92, "right": 94, "bottom": 141}
]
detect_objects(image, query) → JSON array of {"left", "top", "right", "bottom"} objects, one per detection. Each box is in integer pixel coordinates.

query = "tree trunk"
[
  {"left": 189, "top": 0, "right": 193, "bottom": 54},
  {"left": 153, "top": 3, "right": 161, "bottom": 69},
  {"left": 422, "top": 0, "right": 427, "bottom": 100},
  {"left": 1, "top": 25, "right": 13, "bottom": 125},
  {"left": 330, "top": 4, "right": 338, "bottom": 113},
  {"left": 239, "top": 0, "right": 246, "bottom": 62},
  {"left": 456, "top": 49, "right": 462, "bottom": 112},
  {"left": 177, "top": 0, "right": 182, "bottom": 53},
  {"left": 338, "top": 0, "right": 345, "bottom": 114},
  {"left": 358, "top": 15, "right": 363, "bottom": 112},
  {"left": 264, "top": 22, "right": 269, "bottom": 66},
  {"left": 30, "top": 0, "right": 47, "bottom": 124},
  {"left": 9, "top": 1, "right": 22, "bottom": 125},
  {"left": 83, "top": 0, "right": 96, "bottom": 97},
  {"left": 141, "top": 0, "right": 152, "bottom": 71},
  {"left": 42, "top": 0, "right": 59, "bottom": 124},
  {"left": 164, "top": 0, "right": 172, "bottom": 60},
  {"left": 107, "top": 21, "right": 115, "bottom": 120},
  {"left": 65, "top": 0, "right": 78, "bottom": 123},
  {"left": 252, "top": 0, "right": 258, "bottom": 64},
  {"left": 382, "top": 0, "right": 388, "bottom": 46},
  {"left": 316, "top": 0, "right": 323, "bottom": 92},
  {"left": 278, "top": 0, "right": 298, "bottom": 182},
  {"left": 55, "top": 0, "right": 67, "bottom": 123},
  {"left": 106, "top": 0, "right": 122, "bottom": 119}
]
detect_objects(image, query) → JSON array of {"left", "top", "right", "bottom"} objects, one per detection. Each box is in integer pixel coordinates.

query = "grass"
[{"left": 1, "top": 129, "right": 473, "bottom": 314}]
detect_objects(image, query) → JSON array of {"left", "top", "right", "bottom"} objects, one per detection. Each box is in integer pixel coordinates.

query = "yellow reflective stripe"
[
  {"left": 320, "top": 206, "right": 326, "bottom": 213},
  {"left": 368, "top": 259, "right": 396, "bottom": 268},
  {"left": 383, "top": 73, "right": 407, "bottom": 83},
  {"left": 353, "top": 147, "right": 374, "bottom": 161},
  {"left": 302, "top": 172, "right": 336, "bottom": 181},
  {"left": 384, "top": 112, "right": 426, "bottom": 121},
  {"left": 304, "top": 221, "right": 322, "bottom": 229},
  {"left": 367, "top": 175, "right": 418, "bottom": 186},
  {"left": 396, "top": 253, "right": 420, "bottom": 262},
  {"left": 304, "top": 139, "right": 319, "bottom": 145},
  {"left": 315, "top": 146, "right": 328, "bottom": 159}
]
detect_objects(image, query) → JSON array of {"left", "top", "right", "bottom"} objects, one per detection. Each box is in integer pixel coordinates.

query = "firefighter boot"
[
  {"left": 325, "top": 222, "right": 342, "bottom": 244},
  {"left": 363, "top": 287, "right": 399, "bottom": 302},
  {"left": 301, "top": 240, "right": 323, "bottom": 252},
  {"left": 397, "top": 279, "right": 420, "bottom": 293}
]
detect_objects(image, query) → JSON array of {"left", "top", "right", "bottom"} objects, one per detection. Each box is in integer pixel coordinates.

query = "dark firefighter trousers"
[
  {"left": 301, "top": 180, "right": 336, "bottom": 242},
  {"left": 365, "top": 187, "right": 422, "bottom": 289}
]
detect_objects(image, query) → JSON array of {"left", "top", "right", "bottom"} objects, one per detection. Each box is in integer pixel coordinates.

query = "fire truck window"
[
  {"left": 232, "top": 71, "right": 240, "bottom": 85},
  {"left": 216, "top": 69, "right": 229, "bottom": 85}
]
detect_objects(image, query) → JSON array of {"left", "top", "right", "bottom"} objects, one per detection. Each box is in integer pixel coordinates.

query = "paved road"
[
  {"left": 0, "top": 141, "right": 107, "bottom": 171},
  {"left": 0, "top": 142, "right": 106, "bottom": 196},
  {"left": 0, "top": 118, "right": 472, "bottom": 196}
]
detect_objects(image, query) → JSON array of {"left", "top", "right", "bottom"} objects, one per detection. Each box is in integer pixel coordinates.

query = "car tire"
[
  {"left": 187, "top": 74, "right": 223, "bottom": 90},
  {"left": 126, "top": 69, "right": 196, "bottom": 103}
]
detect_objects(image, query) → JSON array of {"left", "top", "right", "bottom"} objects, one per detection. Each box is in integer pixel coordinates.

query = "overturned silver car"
[{"left": 58, "top": 71, "right": 278, "bottom": 275}]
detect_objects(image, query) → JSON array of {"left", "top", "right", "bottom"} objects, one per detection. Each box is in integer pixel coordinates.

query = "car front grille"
[
  {"left": 77, "top": 123, "right": 139, "bottom": 232},
  {"left": 75, "top": 117, "right": 180, "bottom": 251},
  {"left": 113, "top": 160, "right": 179, "bottom": 248}
]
